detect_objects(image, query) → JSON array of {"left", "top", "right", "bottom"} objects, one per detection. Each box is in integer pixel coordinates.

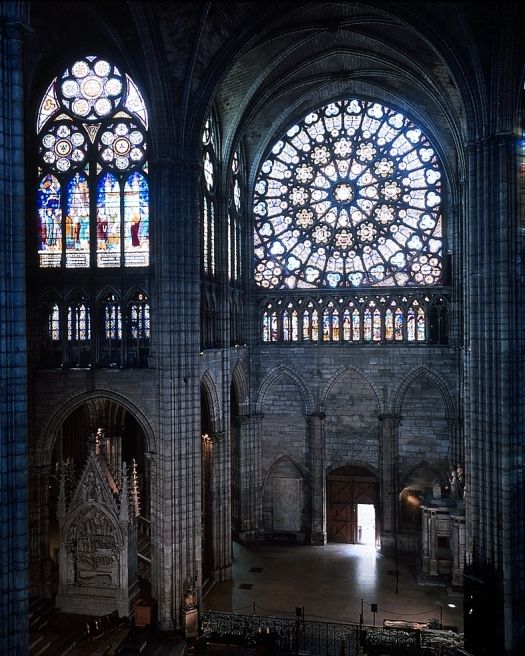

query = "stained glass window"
[
  {"left": 254, "top": 98, "right": 443, "bottom": 289},
  {"left": 230, "top": 146, "right": 244, "bottom": 282},
  {"left": 68, "top": 298, "right": 90, "bottom": 341},
  {"left": 202, "top": 116, "right": 218, "bottom": 275},
  {"left": 127, "top": 291, "right": 150, "bottom": 367},
  {"left": 48, "top": 303, "right": 60, "bottom": 341},
  {"left": 104, "top": 294, "right": 121, "bottom": 340},
  {"left": 36, "top": 55, "right": 149, "bottom": 268}
]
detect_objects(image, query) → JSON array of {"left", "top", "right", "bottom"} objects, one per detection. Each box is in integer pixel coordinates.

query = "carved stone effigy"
[{"left": 55, "top": 443, "right": 139, "bottom": 617}]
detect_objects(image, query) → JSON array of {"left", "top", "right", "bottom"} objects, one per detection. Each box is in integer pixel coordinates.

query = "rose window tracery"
[{"left": 254, "top": 98, "right": 443, "bottom": 288}]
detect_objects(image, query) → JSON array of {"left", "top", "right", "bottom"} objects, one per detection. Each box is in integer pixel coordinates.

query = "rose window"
[{"left": 253, "top": 98, "right": 443, "bottom": 288}]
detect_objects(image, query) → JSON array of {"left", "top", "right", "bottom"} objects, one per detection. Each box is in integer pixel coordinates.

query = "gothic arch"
[
  {"left": 37, "top": 389, "right": 156, "bottom": 466},
  {"left": 262, "top": 454, "right": 308, "bottom": 484},
  {"left": 255, "top": 365, "right": 314, "bottom": 415},
  {"left": 96, "top": 286, "right": 121, "bottom": 305},
  {"left": 231, "top": 361, "right": 249, "bottom": 412},
  {"left": 400, "top": 459, "right": 446, "bottom": 489},
  {"left": 200, "top": 370, "right": 222, "bottom": 433},
  {"left": 326, "top": 460, "right": 380, "bottom": 479},
  {"left": 391, "top": 365, "right": 456, "bottom": 419},
  {"left": 320, "top": 365, "right": 383, "bottom": 414},
  {"left": 62, "top": 502, "right": 124, "bottom": 549}
]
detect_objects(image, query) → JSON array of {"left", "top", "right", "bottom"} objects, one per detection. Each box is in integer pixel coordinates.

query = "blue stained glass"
[
  {"left": 97, "top": 173, "right": 121, "bottom": 267},
  {"left": 124, "top": 172, "right": 149, "bottom": 266},
  {"left": 65, "top": 172, "right": 90, "bottom": 267},
  {"left": 322, "top": 310, "right": 330, "bottom": 341},
  {"left": 38, "top": 174, "right": 62, "bottom": 267},
  {"left": 394, "top": 307, "right": 404, "bottom": 340}
]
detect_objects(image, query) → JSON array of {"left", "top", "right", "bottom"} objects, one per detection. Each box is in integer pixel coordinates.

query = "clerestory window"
[{"left": 36, "top": 55, "right": 149, "bottom": 269}]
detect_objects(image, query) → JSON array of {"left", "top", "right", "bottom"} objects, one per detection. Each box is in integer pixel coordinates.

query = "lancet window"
[{"left": 201, "top": 115, "right": 218, "bottom": 276}]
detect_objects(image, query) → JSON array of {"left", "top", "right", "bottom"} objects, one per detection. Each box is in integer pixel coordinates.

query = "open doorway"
[
  {"left": 327, "top": 465, "right": 378, "bottom": 544},
  {"left": 357, "top": 503, "right": 376, "bottom": 546}
]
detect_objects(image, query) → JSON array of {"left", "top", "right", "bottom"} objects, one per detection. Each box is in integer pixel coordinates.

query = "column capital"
[{"left": 378, "top": 412, "right": 401, "bottom": 423}]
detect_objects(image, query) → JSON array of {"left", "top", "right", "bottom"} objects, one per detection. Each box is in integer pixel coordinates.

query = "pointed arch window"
[
  {"left": 127, "top": 292, "right": 150, "bottom": 367},
  {"left": 67, "top": 294, "right": 91, "bottom": 367},
  {"left": 36, "top": 55, "right": 149, "bottom": 269},
  {"left": 201, "top": 115, "right": 218, "bottom": 276},
  {"left": 48, "top": 302, "right": 60, "bottom": 341},
  {"left": 229, "top": 146, "right": 244, "bottom": 282},
  {"left": 100, "top": 293, "right": 122, "bottom": 367}
]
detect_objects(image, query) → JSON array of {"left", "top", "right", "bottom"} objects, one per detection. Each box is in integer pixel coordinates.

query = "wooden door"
[
  {"left": 327, "top": 478, "right": 356, "bottom": 542},
  {"left": 327, "top": 466, "right": 378, "bottom": 543}
]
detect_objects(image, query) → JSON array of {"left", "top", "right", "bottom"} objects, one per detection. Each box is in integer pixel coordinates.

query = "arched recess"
[
  {"left": 200, "top": 377, "right": 217, "bottom": 589},
  {"left": 326, "top": 464, "right": 379, "bottom": 545},
  {"left": 231, "top": 361, "right": 249, "bottom": 413},
  {"left": 392, "top": 366, "right": 456, "bottom": 420},
  {"left": 262, "top": 456, "right": 310, "bottom": 541},
  {"left": 230, "top": 369, "right": 242, "bottom": 540},
  {"left": 42, "top": 395, "right": 153, "bottom": 596},
  {"left": 256, "top": 365, "right": 314, "bottom": 415},
  {"left": 323, "top": 367, "right": 382, "bottom": 473},
  {"left": 393, "top": 367, "right": 455, "bottom": 479}
]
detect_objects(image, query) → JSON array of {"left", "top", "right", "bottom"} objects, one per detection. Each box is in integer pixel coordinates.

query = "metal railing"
[{"left": 201, "top": 610, "right": 465, "bottom": 656}]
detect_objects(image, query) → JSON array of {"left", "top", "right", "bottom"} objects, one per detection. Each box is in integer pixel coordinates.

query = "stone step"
[{"left": 30, "top": 631, "right": 78, "bottom": 656}]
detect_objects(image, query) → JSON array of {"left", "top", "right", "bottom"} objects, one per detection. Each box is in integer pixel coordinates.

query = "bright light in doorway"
[{"left": 357, "top": 504, "right": 375, "bottom": 547}]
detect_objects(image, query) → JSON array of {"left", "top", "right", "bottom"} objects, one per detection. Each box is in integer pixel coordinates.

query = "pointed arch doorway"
[{"left": 327, "top": 465, "right": 379, "bottom": 544}]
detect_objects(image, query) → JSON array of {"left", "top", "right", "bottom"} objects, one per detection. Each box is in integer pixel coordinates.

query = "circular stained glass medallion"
[
  {"left": 58, "top": 56, "right": 125, "bottom": 122},
  {"left": 253, "top": 98, "right": 443, "bottom": 289}
]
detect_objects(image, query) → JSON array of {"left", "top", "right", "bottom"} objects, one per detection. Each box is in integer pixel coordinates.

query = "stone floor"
[{"left": 205, "top": 542, "right": 464, "bottom": 632}]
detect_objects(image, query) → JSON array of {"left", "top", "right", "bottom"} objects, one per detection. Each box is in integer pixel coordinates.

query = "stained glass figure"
[
  {"left": 283, "top": 310, "right": 291, "bottom": 341},
  {"left": 311, "top": 309, "right": 319, "bottom": 341},
  {"left": 36, "top": 55, "right": 149, "bottom": 270},
  {"left": 342, "top": 309, "right": 351, "bottom": 341},
  {"left": 407, "top": 307, "right": 416, "bottom": 341},
  {"left": 291, "top": 310, "right": 299, "bottom": 341},
  {"left": 303, "top": 310, "right": 311, "bottom": 340},
  {"left": 97, "top": 173, "right": 121, "bottom": 266},
  {"left": 385, "top": 308, "right": 394, "bottom": 341},
  {"left": 270, "top": 312, "right": 278, "bottom": 342},
  {"left": 395, "top": 306, "right": 404, "bottom": 340},
  {"left": 373, "top": 307, "right": 381, "bottom": 341},
  {"left": 322, "top": 309, "right": 331, "bottom": 341},
  {"left": 364, "top": 307, "right": 372, "bottom": 341},
  {"left": 65, "top": 172, "right": 90, "bottom": 267},
  {"left": 352, "top": 308, "right": 361, "bottom": 341},
  {"left": 332, "top": 309, "right": 340, "bottom": 341},
  {"left": 262, "top": 311, "right": 271, "bottom": 342},
  {"left": 38, "top": 174, "right": 62, "bottom": 267},
  {"left": 416, "top": 305, "right": 426, "bottom": 341},
  {"left": 124, "top": 172, "right": 149, "bottom": 266},
  {"left": 254, "top": 98, "right": 443, "bottom": 289}
]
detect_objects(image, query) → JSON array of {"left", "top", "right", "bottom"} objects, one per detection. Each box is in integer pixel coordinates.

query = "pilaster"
[{"left": 0, "top": 5, "right": 30, "bottom": 654}]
